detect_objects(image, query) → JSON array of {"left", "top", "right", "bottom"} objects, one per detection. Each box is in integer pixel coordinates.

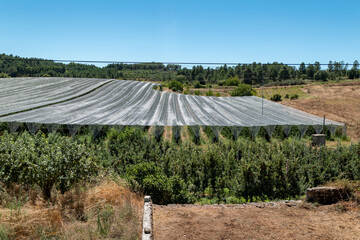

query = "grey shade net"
[
  {"left": 328, "top": 124, "right": 338, "bottom": 136},
  {"left": 47, "top": 123, "right": 60, "bottom": 133},
  {"left": 8, "top": 122, "right": 21, "bottom": 133},
  {"left": 251, "top": 126, "right": 261, "bottom": 138},
  {"left": 265, "top": 125, "right": 277, "bottom": 138},
  {"left": 0, "top": 77, "right": 112, "bottom": 116},
  {"left": 283, "top": 125, "right": 292, "bottom": 136},
  {"left": 67, "top": 124, "right": 81, "bottom": 136},
  {"left": 172, "top": 126, "right": 182, "bottom": 141},
  {"left": 26, "top": 122, "right": 42, "bottom": 135},
  {"left": 230, "top": 126, "right": 243, "bottom": 139},
  {"left": 0, "top": 78, "right": 344, "bottom": 131},
  {"left": 89, "top": 125, "right": 103, "bottom": 138},
  {"left": 298, "top": 125, "right": 308, "bottom": 138}
]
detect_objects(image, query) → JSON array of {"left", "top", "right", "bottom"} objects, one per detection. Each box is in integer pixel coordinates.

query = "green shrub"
[
  {"left": 205, "top": 89, "right": 214, "bottom": 96},
  {"left": 194, "top": 81, "right": 205, "bottom": 88},
  {"left": 0, "top": 72, "right": 10, "bottom": 78},
  {"left": 218, "top": 80, "right": 226, "bottom": 86},
  {"left": 168, "top": 80, "right": 183, "bottom": 92},
  {"left": 230, "top": 84, "right": 256, "bottom": 96},
  {"left": 194, "top": 90, "right": 201, "bottom": 96},
  {"left": 270, "top": 93, "right": 282, "bottom": 101},
  {"left": 225, "top": 77, "right": 240, "bottom": 86},
  {"left": 290, "top": 94, "right": 299, "bottom": 100}
]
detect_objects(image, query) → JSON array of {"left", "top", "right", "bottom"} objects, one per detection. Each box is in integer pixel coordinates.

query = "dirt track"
[{"left": 154, "top": 202, "right": 360, "bottom": 240}]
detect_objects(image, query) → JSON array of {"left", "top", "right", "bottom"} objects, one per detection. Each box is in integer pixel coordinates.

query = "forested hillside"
[{"left": 0, "top": 54, "right": 359, "bottom": 86}]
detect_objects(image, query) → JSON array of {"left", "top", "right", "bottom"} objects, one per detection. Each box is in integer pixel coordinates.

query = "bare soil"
[{"left": 154, "top": 201, "right": 360, "bottom": 240}]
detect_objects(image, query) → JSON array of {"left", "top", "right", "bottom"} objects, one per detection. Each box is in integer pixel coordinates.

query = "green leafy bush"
[
  {"left": 205, "top": 89, "right": 214, "bottom": 96},
  {"left": 168, "top": 80, "right": 183, "bottom": 92},
  {"left": 226, "top": 77, "right": 240, "bottom": 86},
  {"left": 193, "top": 81, "right": 205, "bottom": 88},
  {"left": 270, "top": 93, "right": 282, "bottom": 101},
  {"left": 0, "top": 72, "right": 10, "bottom": 78},
  {"left": 194, "top": 90, "right": 201, "bottom": 95},
  {"left": 290, "top": 94, "right": 299, "bottom": 100},
  {"left": 230, "top": 84, "right": 256, "bottom": 96}
]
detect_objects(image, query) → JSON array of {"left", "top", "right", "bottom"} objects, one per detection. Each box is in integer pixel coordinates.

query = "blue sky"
[{"left": 0, "top": 0, "right": 359, "bottom": 65}]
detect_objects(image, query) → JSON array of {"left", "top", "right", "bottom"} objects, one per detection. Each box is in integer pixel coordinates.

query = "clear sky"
[{"left": 0, "top": 0, "right": 359, "bottom": 64}]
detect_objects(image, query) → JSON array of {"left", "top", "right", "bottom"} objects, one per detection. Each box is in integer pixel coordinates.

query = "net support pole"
[{"left": 261, "top": 72, "right": 264, "bottom": 115}]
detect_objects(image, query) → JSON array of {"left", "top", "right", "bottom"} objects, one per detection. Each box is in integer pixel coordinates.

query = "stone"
[{"left": 306, "top": 187, "right": 348, "bottom": 204}]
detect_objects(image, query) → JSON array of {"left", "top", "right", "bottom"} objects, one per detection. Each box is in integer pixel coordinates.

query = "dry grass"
[
  {"left": 281, "top": 81, "right": 360, "bottom": 140},
  {"left": 0, "top": 177, "right": 143, "bottom": 240}
]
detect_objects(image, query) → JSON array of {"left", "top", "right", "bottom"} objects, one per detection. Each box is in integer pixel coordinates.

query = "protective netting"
[
  {"left": 230, "top": 126, "right": 243, "bottom": 140},
  {"left": 283, "top": 125, "right": 292, "bottom": 137},
  {"left": 47, "top": 123, "right": 61, "bottom": 133},
  {"left": 0, "top": 78, "right": 344, "bottom": 134},
  {"left": 89, "top": 125, "right": 102, "bottom": 138},
  {"left": 172, "top": 126, "right": 182, "bottom": 141},
  {"left": 298, "top": 125, "right": 308, "bottom": 138},
  {"left": 0, "top": 77, "right": 112, "bottom": 116},
  {"left": 26, "top": 122, "right": 42, "bottom": 135},
  {"left": 153, "top": 126, "right": 164, "bottom": 140},
  {"left": 67, "top": 124, "right": 81, "bottom": 136},
  {"left": 8, "top": 122, "right": 20, "bottom": 133},
  {"left": 265, "top": 125, "right": 277, "bottom": 138},
  {"left": 251, "top": 126, "right": 261, "bottom": 138}
]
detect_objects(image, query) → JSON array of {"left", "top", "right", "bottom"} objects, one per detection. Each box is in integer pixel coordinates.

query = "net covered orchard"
[{"left": 0, "top": 77, "right": 344, "bottom": 137}]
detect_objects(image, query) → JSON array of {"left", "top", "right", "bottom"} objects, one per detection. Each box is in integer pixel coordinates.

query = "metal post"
[{"left": 262, "top": 72, "right": 264, "bottom": 115}]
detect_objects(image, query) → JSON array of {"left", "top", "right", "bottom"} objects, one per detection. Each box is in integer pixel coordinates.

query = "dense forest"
[{"left": 0, "top": 54, "right": 359, "bottom": 86}]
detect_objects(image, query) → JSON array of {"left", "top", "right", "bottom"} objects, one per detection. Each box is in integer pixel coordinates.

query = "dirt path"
[{"left": 153, "top": 202, "right": 360, "bottom": 240}]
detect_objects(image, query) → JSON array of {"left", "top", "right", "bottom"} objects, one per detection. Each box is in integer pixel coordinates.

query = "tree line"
[{"left": 0, "top": 54, "right": 359, "bottom": 86}]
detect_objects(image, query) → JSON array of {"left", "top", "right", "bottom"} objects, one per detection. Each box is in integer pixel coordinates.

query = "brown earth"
[
  {"left": 154, "top": 202, "right": 360, "bottom": 240},
  {"left": 280, "top": 81, "right": 360, "bottom": 140}
]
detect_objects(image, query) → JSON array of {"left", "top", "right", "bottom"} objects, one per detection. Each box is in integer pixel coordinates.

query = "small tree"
[{"left": 0, "top": 132, "right": 98, "bottom": 201}]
